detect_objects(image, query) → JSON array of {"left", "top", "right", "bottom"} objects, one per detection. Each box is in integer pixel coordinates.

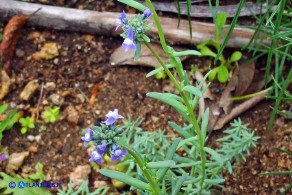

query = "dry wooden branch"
[{"left": 0, "top": 0, "right": 268, "bottom": 48}]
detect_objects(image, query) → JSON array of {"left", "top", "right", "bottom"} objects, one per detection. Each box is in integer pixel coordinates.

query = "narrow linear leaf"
[
  {"left": 146, "top": 64, "right": 174, "bottom": 78},
  {"left": 147, "top": 92, "right": 187, "bottom": 112},
  {"left": 215, "top": 0, "right": 246, "bottom": 62},
  {"left": 260, "top": 171, "right": 292, "bottom": 175},
  {"left": 182, "top": 85, "right": 203, "bottom": 97},
  {"left": 118, "top": 0, "right": 146, "bottom": 12},
  {"left": 186, "top": 0, "right": 192, "bottom": 39},
  {"left": 146, "top": 160, "right": 175, "bottom": 169},
  {"left": 204, "top": 178, "right": 225, "bottom": 185},
  {"left": 168, "top": 122, "right": 192, "bottom": 138},
  {"left": 172, "top": 50, "right": 201, "bottom": 57},
  {"left": 201, "top": 108, "right": 209, "bottom": 140},
  {"left": 172, "top": 173, "right": 188, "bottom": 195},
  {"left": 158, "top": 138, "right": 181, "bottom": 181},
  {"left": 99, "top": 169, "right": 150, "bottom": 191},
  {"left": 0, "top": 104, "right": 8, "bottom": 114},
  {"left": 204, "top": 147, "right": 224, "bottom": 163}
]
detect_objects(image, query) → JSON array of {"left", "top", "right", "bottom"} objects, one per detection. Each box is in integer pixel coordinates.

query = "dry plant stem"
[{"left": 145, "top": 1, "right": 206, "bottom": 193}]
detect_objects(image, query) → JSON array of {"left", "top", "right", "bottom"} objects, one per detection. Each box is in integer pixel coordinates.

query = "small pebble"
[
  {"left": 35, "top": 135, "right": 42, "bottom": 143},
  {"left": 53, "top": 58, "right": 59, "bottom": 65},
  {"left": 27, "top": 135, "right": 35, "bottom": 142},
  {"left": 28, "top": 145, "right": 38, "bottom": 153}
]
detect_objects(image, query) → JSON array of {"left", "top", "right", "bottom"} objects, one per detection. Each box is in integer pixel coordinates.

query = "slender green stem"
[
  {"left": 119, "top": 142, "right": 160, "bottom": 195},
  {"left": 143, "top": 1, "right": 207, "bottom": 191},
  {"left": 145, "top": 42, "right": 207, "bottom": 195}
]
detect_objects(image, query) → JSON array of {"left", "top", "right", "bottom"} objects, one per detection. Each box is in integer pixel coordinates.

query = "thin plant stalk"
[{"left": 145, "top": 1, "right": 207, "bottom": 193}]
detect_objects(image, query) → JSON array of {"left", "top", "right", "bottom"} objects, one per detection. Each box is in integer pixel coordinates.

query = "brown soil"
[{"left": 0, "top": 1, "right": 291, "bottom": 195}]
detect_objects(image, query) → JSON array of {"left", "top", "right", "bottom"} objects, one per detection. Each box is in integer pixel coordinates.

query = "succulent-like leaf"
[
  {"left": 230, "top": 51, "right": 242, "bottom": 63},
  {"left": 217, "top": 65, "right": 229, "bottom": 83}
]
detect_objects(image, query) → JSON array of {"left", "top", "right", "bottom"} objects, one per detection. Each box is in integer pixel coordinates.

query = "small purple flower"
[
  {"left": 95, "top": 140, "right": 107, "bottom": 154},
  {"left": 0, "top": 153, "right": 7, "bottom": 161},
  {"left": 122, "top": 27, "right": 136, "bottom": 52},
  {"left": 102, "top": 109, "right": 124, "bottom": 125},
  {"left": 116, "top": 10, "right": 127, "bottom": 30},
  {"left": 81, "top": 129, "right": 93, "bottom": 147},
  {"left": 89, "top": 150, "right": 103, "bottom": 165},
  {"left": 143, "top": 8, "right": 152, "bottom": 20},
  {"left": 111, "top": 146, "right": 128, "bottom": 162}
]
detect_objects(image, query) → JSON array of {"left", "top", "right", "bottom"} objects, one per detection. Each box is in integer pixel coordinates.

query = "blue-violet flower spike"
[
  {"left": 122, "top": 27, "right": 136, "bottom": 52},
  {"left": 111, "top": 146, "right": 128, "bottom": 162},
  {"left": 143, "top": 8, "right": 152, "bottom": 20},
  {"left": 103, "top": 109, "right": 124, "bottom": 125},
  {"left": 95, "top": 140, "right": 107, "bottom": 155},
  {"left": 89, "top": 150, "right": 103, "bottom": 165},
  {"left": 116, "top": 10, "right": 127, "bottom": 30},
  {"left": 81, "top": 129, "right": 93, "bottom": 147}
]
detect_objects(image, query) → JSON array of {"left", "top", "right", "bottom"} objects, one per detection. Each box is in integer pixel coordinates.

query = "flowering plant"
[
  {"left": 81, "top": 1, "right": 259, "bottom": 194},
  {"left": 116, "top": 7, "right": 152, "bottom": 60},
  {"left": 81, "top": 109, "right": 127, "bottom": 166}
]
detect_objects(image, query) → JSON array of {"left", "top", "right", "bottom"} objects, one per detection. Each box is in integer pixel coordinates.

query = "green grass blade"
[
  {"left": 215, "top": 0, "right": 246, "bottom": 62},
  {"left": 264, "top": 0, "right": 287, "bottom": 85},
  {"left": 187, "top": 0, "right": 192, "bottom": 39},
  {"left": 268, "top": 68, "right": 292, "bottom": 130},
  {"left": 175, "top": 0, "right": 181, "bottom": 28}
]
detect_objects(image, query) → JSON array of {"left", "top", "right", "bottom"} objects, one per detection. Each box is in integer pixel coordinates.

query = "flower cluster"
[
  {"left": 81, "top": 109, "right": 127, "bottom": 165},
  {"left": 116, "top": 8, "right": 153, "bottom": 52}
]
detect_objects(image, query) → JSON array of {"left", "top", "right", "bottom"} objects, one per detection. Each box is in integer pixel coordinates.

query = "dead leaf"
[
  {"left": 219, "top": 60, "right": 255, "bottom": 114},
  {"left": 64, "top": 105, "right": 79, "bottom": 126},
  {"left": 32, "top": 42, "right": 59, "bottom": 60},
  {"left": 69, "top": 165, "right": 91, "bottom": 188},
  {"left": 110, "top": 43, "right": 168, "bottom": 67},
  {"left": 5, "top": 151, "right": 30, "bottom": 174},
  {"left": 219, "top": 66, "right": 239, "bottom": 114},
  {"left": 110, "top": 43, "right": 190, "bottom": 68},
  {"left": 0, "top": 70, "right": 15, "bottom": 100},
  {"left": 84, "top": 35, "right": 94, "bottom": 42},
  {"left": 214, "top": 91, "right": 267, "bottom": 130},
  {"left": 89, "top": 83, "right": 99, "bottom": 105},
  {"left": 19, "top": 79, "right": 39, "bottom": 101},
  {"left": 235, "top": 60, "right": 255, "bottom": 96},
  {"left": 0, "top": 15, "right": 29, "bottom": 75}
]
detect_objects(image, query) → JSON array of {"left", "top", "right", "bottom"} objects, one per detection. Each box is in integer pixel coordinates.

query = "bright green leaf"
[
  {"left": 230, "top": 51, "right": 242, "bottom": 63},
  {"left": 0, "top": 104, "right": 8, "bottom": 115},
  {"left": 217, "top": 65, "right": 229, "bottom": 83},
  {"left": 21, "top": 127, "right": 27, "bottom": 134},
  {"left": 200, "top": 46, "right": 217, "bottom": 58},
  {"left": 208, "top": 68, "right": 218, "bottom": 81},
  {"left": 216, "top": 12, "right": 228, "bottom": 28},
  {"left": 117, "top": 0, "right": 146, "bottom": 12}
]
